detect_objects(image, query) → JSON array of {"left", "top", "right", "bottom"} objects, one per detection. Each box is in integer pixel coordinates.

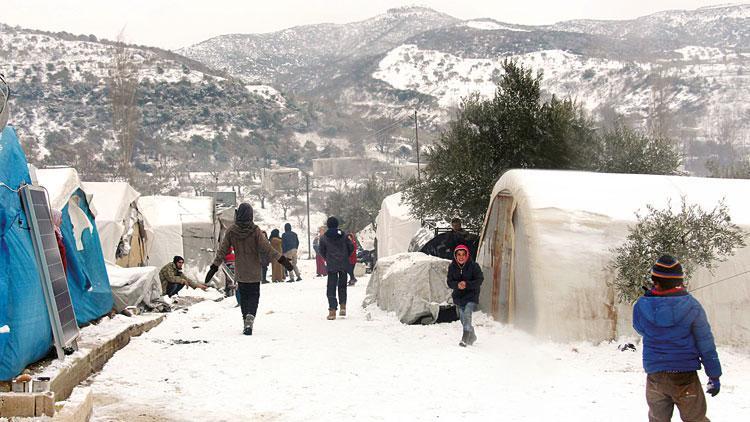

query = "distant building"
[
  {"left": 206, "top": 191, "right": 237, "bottom": 208},
  {"left": 261, "top": 167, "right": 300, "bottom": 193},
  {"left": 312, "top": 157, "right": 375, "bottom": 179}
]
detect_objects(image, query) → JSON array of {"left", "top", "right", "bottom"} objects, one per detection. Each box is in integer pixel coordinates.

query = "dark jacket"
[
  {"left": 213, "top": 205, "right": 281, "bottom": 283},
  {"left": 446, "top": 256, "right": 483, "bottom": 306},
  {"left": 281, "top": 223, "right": 299, "bottom": 253},
  {"left": 633, "top": 289, "right": 722, "bottom": 378},
  {"left": 319, "top": 228, "right": 354, "bottom": 272}
]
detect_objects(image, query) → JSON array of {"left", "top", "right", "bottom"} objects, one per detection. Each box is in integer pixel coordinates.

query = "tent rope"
[
  {"left": 0, "top": 182, "right": 21, "bottom": 193},
  {"left": 690, "top": 269, "right": 750, "bottom": 293}
]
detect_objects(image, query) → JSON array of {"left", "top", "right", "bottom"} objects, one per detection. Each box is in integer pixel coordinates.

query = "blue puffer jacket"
[{"left": 633, "top": 290, "right": 722, "bottom": 378}]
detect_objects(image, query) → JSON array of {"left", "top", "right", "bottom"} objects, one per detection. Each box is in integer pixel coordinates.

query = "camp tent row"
[
  {"left": 1, "top": 126, "right": 220, "bottom": 381},
  {"left": 369, "top": 170, "right": 750, "bottom": 347}
]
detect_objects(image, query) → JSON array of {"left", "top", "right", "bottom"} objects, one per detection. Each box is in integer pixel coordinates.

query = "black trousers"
[
  {"left": 166, "top": 282, "right": 185, "bottom": 297},
  {"left": 238, "top": 282, "right": 260, "bottom": 318},
  {"left": 326, "top": 271, "right": 348, "bottom": 310}
]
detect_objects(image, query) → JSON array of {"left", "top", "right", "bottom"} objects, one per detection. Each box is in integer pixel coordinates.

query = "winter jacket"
[
  {"left": 281, "top": 223, "right": 299, "bottom": 253},
  {"left": 319, "top": 228, "right": 354, "bottom": 273},
  {"left": 446, "top": 255, "right": 484, "bottom": 306},
  {"left": 213, "top": 222, "right": 281, "bottom": 283},
  {"left": 633, "top": 289, "right": 722, "bottom": 378},
  {"left": 159, "top": 262, "right": 196, "bottom": 294},
  {"left": 313, "top": 235, "right": 320, "bottom": 255}
]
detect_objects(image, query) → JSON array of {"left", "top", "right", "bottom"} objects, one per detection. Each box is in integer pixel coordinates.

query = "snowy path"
[{"left": 90, "top": 259, "right": 750, "bottom": 422}]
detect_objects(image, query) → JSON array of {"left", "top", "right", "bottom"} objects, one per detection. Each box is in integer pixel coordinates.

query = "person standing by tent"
[
  {"left": 319, "top": 217, "right": 354, "bottom": 320},
  {"left": 159, "top": 256, "right": 208, "bottom": 298},
  {"left": 281, "top": 223, "right": 302, "bottom": 282},
  {"left": 269, "top": 229, "right": 285, "bottom": 283},
  {"left": 447, "top": 244, "right": 483, "bottom": 346},
  {"left": 633, "top": 255, "right": 722, "bottom": 422},
  {"left": 205, "top": 203, "right": 294, "bottom": 335},
  {"left": 313, "top": 226, "right": 327, "bottom": 277},
  {"left": 346, "top": 232, "right": 358, "bottom": 286}
]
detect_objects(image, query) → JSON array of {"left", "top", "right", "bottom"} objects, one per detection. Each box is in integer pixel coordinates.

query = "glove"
[
  {"left": 706, "top": 378, "right": 720, "bottom": 397},
  {"left": 278, "top": 256, "right": 294, "bottom": 272},
  {"left": 205, "top": 264, "right": 219, "bottom": 284}
]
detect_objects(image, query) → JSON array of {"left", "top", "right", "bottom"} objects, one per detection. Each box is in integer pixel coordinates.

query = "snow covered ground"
[{"left": 88, "top": 259, "right": 749, "bottom": 422}]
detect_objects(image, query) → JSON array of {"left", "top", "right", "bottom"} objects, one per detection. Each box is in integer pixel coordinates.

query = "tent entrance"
[{"left": 481, "top": 191, "right": 516, "bottom": 324}]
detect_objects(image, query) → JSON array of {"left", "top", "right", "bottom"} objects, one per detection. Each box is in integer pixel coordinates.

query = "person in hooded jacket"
[
  {"left": 205, "top": 203, "right": 294, "bottom": 335},
  {"left": 633, "top": 255, "right": 722, "bottom": 422},
  {"left": 446, "top": 244, "right": 483, "bottom": 346},
  {"left": 281, "top": 222, "right": 302, "bottom": 282},
  {"left": 269, "top": 229, "right": 285, "bottom": 283},
  {"left": 318, "top": 216, "right": 354, "bottom": 320}
]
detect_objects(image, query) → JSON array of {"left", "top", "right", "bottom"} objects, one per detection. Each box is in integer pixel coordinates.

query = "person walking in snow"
[
  {"left": 313, "top": 226, "right": 327, "bottom": 277},
  {"left": 204, "top": 203, "right": 294, "bottom": 335},
  {"left": 446, "top": 244, "right": 483, "bottom": 346},
  {"left": 159, "top": 256, "right": 208, "bottom": 297},
  {"left": 260, "top": 230, "right": 271, "bottom": 284},
  {"left": 281, "top": 222, "right": 302, "bottom": 282},
  {"left": 346, "top": 232, "right": 358, "bottom": 286},
  {"left": 269, "top": 229, "right": 285, "bottom": 283},
  {"left": 318, "top": 217, "right": 354, "bottom": 320},
  {"left": 633, "top": 255, "right": 722, "bottom": 422}
]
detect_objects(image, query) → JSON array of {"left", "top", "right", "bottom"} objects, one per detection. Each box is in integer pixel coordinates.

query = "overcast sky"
[{"left": 0, "top": 0, "right": 738, "bottom": 50}]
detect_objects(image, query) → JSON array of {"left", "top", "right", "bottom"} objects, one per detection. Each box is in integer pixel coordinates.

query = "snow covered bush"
[{"left": 610, "top": 197, "right": 746, "bottom": 303}]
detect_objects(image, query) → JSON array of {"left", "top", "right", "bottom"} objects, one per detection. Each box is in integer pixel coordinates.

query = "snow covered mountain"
[
  {"left": 0, "top": 24, "right": 311, "bottom": 173},
  {"left": 181, "top": 4, "right": 750, "bottom": 172}
]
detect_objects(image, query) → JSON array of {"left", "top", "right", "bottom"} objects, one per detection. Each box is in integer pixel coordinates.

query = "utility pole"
[
  {"left": 414, "top": 110, "right": 420, "bottom": 182},
  {"left": 306, "top": 173, "right": 311, "bottom": 259}
]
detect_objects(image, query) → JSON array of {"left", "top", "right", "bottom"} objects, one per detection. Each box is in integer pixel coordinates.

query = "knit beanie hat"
[
  {"left": 326, "top": 216, "right": 339, "bottom": 229},
  {"left": 651, "top": 255, "right": 684, "bottom": 279}
]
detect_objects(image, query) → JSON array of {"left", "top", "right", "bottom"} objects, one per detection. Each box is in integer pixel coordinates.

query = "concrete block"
[
  {"left": 54, "top": 387, "right": 92, "bottom": 422},
  {"left": 0, "top": 393, "right": 35, "bottom": 418},
  {"left": 35, "top": 391, "right": 55, "bottom": 417}
]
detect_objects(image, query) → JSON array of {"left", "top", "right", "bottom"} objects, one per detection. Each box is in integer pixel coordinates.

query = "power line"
[{"left": 690, "top": 270, "right": 750, "bottom": 293}]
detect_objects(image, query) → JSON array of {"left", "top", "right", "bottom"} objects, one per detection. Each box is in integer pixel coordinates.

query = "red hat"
[{"left": 454, "top": 244, "right": 470, "bottom": 261}]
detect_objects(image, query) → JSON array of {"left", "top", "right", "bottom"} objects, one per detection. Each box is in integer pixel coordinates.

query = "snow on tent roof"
[
  {"left": 35, "top": 167, "right": 85, "bottom": 211},
  {"left": 477, "top": 169, "right": 750, "bottom": 345},
  {"left": 375, "top": 192, "right": 422, "bottom": 259},
  {"left": 83, "top": 182, "right": 142, "bottom": 264}
]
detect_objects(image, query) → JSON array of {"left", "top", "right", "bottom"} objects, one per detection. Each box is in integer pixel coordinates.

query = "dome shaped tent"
[{"left": 477, "top": 169, "right": 750, "bottom": 345}]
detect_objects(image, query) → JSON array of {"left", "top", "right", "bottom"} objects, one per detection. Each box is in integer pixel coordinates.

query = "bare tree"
[{"left": 108, "top": 29, "right": 141, "bottom": 182}]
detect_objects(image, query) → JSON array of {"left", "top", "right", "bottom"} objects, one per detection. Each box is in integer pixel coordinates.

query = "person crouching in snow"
[
  {"left": 319, "top": 216, "right": 354, "bottom": 320},
  {"left": 633, "top": 255, "right": 722, "bottom": 422},
  {"left": 205, "top": 203, "right": 294, "bottom": 335},
  {"left": 447, "top": 244, "right": 483, "bottom": 347}
]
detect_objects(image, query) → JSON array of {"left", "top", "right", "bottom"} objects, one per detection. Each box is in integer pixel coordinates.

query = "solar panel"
[{"left": 19, "top": 185, "right": 79, "bottom": 359}]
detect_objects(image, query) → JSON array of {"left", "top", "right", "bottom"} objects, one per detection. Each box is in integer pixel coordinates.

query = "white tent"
[
  {"left": 35, "top": 167, "right": 94, "bottom": 251},
  {"left": 138, "top": 196, "right": 217, "bottom": 279},
  {"left": 477, "top": 169, "right": 750, "bottom": 345},
  {"left": 84, "top": 182, "right": 150, "bottom": 266},
  {"left": 375, "top": 192, "right": 422, "bottom": 259},
  {"left": 106, "top": 263, "right": 162, "bottom": 312},
  {"left": 363, "top": 252, "right": 452, "bottom": 324}
]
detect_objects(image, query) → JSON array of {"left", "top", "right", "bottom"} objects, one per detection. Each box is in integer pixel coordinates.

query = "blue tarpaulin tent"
[
  {"left": 36, "top": 168, "right": 113, "bottom": 325},
  {"left": 0, "top": 126, "right": 53, "bottom": 381}
]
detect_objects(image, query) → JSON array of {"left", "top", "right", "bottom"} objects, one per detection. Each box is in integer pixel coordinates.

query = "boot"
[
  {"left": 243, "top": 314, "right": 255, "bottom": 335},
  {"left": 339, "top": 304, "right": 346, "bottom": 317},
  {"left": 467, "top": 331, "right": 477, "bottom": 346},
  {"left": 327, "top": 309, "right": 336, "bottom": 320},
  {"left": 459, "top": 331, "right": 469, "bottom": 347}
]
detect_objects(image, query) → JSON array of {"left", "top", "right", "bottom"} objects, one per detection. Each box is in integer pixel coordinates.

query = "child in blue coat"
[{"left": 633, "top": 255, "right": 722, "bottom": 422}]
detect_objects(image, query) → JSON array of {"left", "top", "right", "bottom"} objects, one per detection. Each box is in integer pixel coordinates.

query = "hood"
[
  {"left": 235, "top": 203, "right": 253, "bottom": 224},
  {"left": 325, "top": 228, "right": 345, "bottom": 239},
  {"left": 453, "top": 244, "right": 471, "bottom": 263},
  {"left": 284, "top": 223, "right": 292, "bottom": 232},
  {"left": 230, "top": 220, "right": 258, "bottom": 239},
  {"left": 635, "top": 293, "right": 694, "bottom": 328}
]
